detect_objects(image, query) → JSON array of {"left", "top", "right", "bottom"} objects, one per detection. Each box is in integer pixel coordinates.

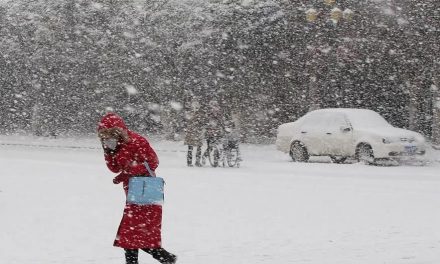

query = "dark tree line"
[{"left": 0, "top": 0, "right": 438, "bottom": 142}]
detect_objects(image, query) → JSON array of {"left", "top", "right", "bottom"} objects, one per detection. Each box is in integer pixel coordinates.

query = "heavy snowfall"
[
  {"left": 0, "top": 0, "right": 439, "bottom": 264},
  {"left": 0, "top": 0, "right": 439, "bottom": 140}
]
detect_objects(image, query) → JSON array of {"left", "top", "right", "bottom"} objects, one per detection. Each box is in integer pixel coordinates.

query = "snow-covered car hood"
[{"left": 356, "top": 126, "right": 424, "bottom": 141}]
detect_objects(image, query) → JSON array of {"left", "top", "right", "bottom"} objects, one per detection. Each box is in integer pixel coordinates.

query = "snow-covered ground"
[{"left": 1, "top": 135, "right": 439, "bottom": 264}]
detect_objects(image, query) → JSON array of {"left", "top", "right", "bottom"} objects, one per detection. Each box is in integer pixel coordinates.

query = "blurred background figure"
[
  {"left": 202, "top": 100, "right": 226, "bottom": 165},
  {"left": 184, "top": 100, "right": 205, "bottom": 167},
  {"left": 223, "top": 111, "right": 242, "bottom": 163}
]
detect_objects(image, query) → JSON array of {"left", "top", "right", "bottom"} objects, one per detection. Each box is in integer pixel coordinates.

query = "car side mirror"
[{"left": 340, "top": 126, "right": 351, "bottom": 133}]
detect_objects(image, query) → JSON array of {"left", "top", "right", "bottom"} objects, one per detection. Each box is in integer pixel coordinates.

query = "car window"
[
  {"left": 324, "top": 113, "right": 349, "bottom": 129},
  {"left": 346, "top": 111, "right": 392, "bottom": 128},
  {"left": 301, "top": 112, "right": 328, "bottom": 130},
  {"left": 300, "top": 111, "right": 350, "bottom": 131}
]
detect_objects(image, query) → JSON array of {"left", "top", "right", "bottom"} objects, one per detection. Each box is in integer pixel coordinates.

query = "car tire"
[
  {"left": 330, "top": 156, "right": 347, "bottom": 164},
  {"left": 355, "top": 144, "right": 375, "bottom": 165},
  {"left": 290, "top": 142, "right": 309, "bottom": 162},
  {"left": 226, "top": 148, "right": 239, "bottom": 167},
  {"left": 208, "top": 146, "right": 220, "bottom": 167}
]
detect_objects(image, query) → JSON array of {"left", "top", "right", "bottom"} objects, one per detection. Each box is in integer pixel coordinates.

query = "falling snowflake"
[
  {"left": 124, "top": 84, "right": 138, "bottom": 95},
  {"left": 170, "top": 101, "right": 183, "bottom": 111}
]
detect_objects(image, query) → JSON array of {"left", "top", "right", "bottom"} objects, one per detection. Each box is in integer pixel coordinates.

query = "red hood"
[{"left": 97, "top": 113, "right": 128, "bottom": 131}]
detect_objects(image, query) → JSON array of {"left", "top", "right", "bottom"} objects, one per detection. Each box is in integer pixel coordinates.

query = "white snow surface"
[{"left": 0, "top": 135, "right": 440, "bottom": 264}]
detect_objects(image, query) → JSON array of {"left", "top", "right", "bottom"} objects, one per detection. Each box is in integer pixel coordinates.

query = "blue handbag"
[{"left": 127, "top": 162, "right": 164, "bottom": 205}]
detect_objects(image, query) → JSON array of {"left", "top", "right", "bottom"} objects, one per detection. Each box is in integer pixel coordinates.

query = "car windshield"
[{"left": 345, "top": 110, "right": 392, "bottom": 128}]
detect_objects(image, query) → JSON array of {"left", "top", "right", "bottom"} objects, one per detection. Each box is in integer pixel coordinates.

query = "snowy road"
[{"left": 0, "top": 137, "right": 439, "bottom": 264}]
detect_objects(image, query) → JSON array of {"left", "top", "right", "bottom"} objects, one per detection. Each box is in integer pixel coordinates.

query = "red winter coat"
[{"left": 98, "top": 113, "right": 162, "bottom": 249}]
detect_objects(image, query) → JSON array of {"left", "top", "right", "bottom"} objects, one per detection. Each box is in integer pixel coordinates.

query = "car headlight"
[{"left": 382, "top": 138, "right": 393, "bottom": 144}]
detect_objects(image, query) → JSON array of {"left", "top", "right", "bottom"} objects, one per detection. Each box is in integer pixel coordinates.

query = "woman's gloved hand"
[{"left": 113, "top": 173, "right": 129, "bottom": 184}]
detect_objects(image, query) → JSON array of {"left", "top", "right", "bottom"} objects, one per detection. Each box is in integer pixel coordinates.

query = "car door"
[
  {"left": 307, "top": 111, "right": 338, "bottom": 155},
  {"left": 298, "top": 112, "right": 327, "bottom": 155},
  {"left": 324, "top": 113, "right": 353, "bottom": 156}
]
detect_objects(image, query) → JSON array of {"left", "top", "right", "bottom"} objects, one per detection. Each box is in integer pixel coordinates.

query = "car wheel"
[
  {"left": 355, "top": 144, "right": 375, "bottom": 164},
  {"left": 330, "top": 156, "right": 347, "bottom": 164},
  {"left": 208, "top": 146, "right": 220, "bottom": 167},
  {"left": 226, "top": 148, "right": 239, "bottom": 167},
  {"left": 290, "top": 142, "right": 309, "bottom": 162}
]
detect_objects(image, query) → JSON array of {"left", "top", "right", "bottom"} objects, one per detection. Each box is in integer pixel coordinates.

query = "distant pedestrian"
[
  {"left": 184, "top": 101, "right": 205, "bottom": 167},
  {"left": 202, "top": 100, "right": 225, "bottom": 164},
  {"left": 97, "top": 112, "right": 177, "bottom": 264},
  {"left": 223, "top": 114, "right": 242, "bottom": 163}
]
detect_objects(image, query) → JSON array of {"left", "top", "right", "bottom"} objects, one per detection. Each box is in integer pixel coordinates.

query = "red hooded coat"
[{"left": 98, "top": 113, "right": 162, "bottom": 249}]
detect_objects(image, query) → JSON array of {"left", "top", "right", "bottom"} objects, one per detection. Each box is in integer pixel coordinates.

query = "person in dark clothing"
[
  {"left": 184, "top": 101, "right": 205, "bottom": 167},
  {"left": 202, "top": 100, "right": 225, "bottom": 165}
]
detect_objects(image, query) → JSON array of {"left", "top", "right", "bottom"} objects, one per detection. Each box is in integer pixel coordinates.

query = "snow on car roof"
[
  {"left": 311, "top": 108, "right": 374, "bottom": 114},
  {"left": 309, "top": 108, "right": 392, "bottom": 128}
]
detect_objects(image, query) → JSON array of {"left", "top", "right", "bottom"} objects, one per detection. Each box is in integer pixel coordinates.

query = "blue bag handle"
[{"left": 143, "top": 161, "right": 156, "bottom": 177}]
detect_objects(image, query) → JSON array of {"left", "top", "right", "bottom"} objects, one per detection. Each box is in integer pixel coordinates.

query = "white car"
[{"left": 276, "top": 108, "right": 426, "bottom": 164}]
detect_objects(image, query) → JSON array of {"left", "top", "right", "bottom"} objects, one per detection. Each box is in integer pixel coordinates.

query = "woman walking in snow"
[{"left": 98, "top": 113, "right": 177, "bottom": 264}]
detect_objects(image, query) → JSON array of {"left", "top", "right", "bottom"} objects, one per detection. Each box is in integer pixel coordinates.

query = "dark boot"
[
  {"left": 142, "top": 248, "right": 177, "bottom": 264},
  {"left": 195, "top": 146, "right": 202, "bottom": 167},
  {"left": 187, "top": 146, "right": 193, "bottom": 166},
  {"left": 125, "top": 249, "right": 139, "bottom": 264}
]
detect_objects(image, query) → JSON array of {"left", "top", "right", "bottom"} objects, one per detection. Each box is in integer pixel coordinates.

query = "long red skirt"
[{"left": 114, "top": 203, "right": 162, "bottom": 249}]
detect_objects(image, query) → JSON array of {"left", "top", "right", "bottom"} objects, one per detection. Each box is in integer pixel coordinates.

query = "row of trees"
[{"left": 0, "top": 0, "right": 438, "bottom": 144}]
